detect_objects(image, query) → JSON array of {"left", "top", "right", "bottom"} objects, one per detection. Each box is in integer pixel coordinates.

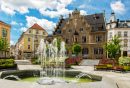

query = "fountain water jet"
[{"left": 36, "top": 38, "right": 67, "bottom": 85}]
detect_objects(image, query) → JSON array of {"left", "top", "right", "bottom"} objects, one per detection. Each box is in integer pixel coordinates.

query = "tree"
[
  {"left": 0, "top": 36, "right": 9, "bottom": 60},
  {"left": 103, "top": 35, "right": 122, "bottom": 59},
  {"left": 72, "top": 44, "right": 82, "bottom": 57},
  {"left": 0, "top": 36, "right": 9, "bottom": 51}
]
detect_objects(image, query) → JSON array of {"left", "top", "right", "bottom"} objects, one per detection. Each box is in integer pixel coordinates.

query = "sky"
[{"left": 0, "top": 0, "right": 129, "bottom": 45}]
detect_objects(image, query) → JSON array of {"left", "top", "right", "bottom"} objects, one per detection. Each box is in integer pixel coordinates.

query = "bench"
[
  {"left": 113, "top": 66, "right": 126, "bottom": 72},
  {"left": 94, "top": 64, "right": 107, "bottom": 71}
]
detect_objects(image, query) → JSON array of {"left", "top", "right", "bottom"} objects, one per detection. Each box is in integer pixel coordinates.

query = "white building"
[{"left": 107, "top": 13, "right": 130, "bottom": 57}]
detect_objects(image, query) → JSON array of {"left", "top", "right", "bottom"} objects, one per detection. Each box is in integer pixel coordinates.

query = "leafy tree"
[
  {"left": 0, "top": 36, "right": 9, "bottom": 51},
  {"left": 72, "top": 44, "right": 82, "bottom": 57},
  {"left": 0, "top": 36, "right": 9, "bottom": 60},
  {"left": 103, "top": 35, "right": 122, "bottom": 59}
]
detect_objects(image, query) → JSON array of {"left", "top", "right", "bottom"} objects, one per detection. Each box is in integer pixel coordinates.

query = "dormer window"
[
  {"left": 110, "top": 19, "right": 112, "bottom": 22},
  {"left": 80, "top": 28, "right": 83, "bottom": 31},
  {"left": 69, "top": 29, "right": 72, "bottom": 32}
]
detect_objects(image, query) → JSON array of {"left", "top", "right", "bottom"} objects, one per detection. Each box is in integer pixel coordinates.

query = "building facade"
[
  {"left": 107, "top": 13, "right": 130, "bottom": 57},
  {"left": 47, "top": 9, "right": 107, "bottom": 59},
  {"left": 0, "top": 21, "right": 11, "bottom": 58},
  {"left": 14, "top": 23, "right": 48, "bottom": 59}
]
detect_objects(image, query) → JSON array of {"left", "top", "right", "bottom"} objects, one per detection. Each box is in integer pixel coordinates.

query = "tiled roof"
[
  {"left": 29, "top": 23, "right": 45, "bottom": 30},
  {"left": 53, "top": 13, "right": 106, "bottom": 35}
]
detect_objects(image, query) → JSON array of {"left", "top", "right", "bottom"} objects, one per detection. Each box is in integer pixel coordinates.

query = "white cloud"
[
  {"left": 10, "top": 40, "right": 14, "bottom": 45},
  {"left": 40, "top": 8, "right": 73, "bottom": 18},
  {"left": 20, "top": 27, "right": 27, "bottom": 32},
  {"left": 0, "top": 0, "right": 74, "bottom": 17},
  {"left": 80, "top": 10, "right": 87, "bottom": 15},
  {"left": 110, "top": 1, "right": 125, "bottom": 14},
  {"left": 13, "top": 28, "right": 17, "bottom": 30},
  {"left": 11, "top": 21, "right": 18, "bottom": 25},
  {"left": 20, "top": 23, "right": 23, "bottom": 26},
  {"left": 0, "top": 5, "right": 16, "bottom": 15},
  {"left": 78, "top": 4, "right": 86, "bottom": 8},
  {"left": 25, "top": 16, "right": 56, "bottom": 34}
]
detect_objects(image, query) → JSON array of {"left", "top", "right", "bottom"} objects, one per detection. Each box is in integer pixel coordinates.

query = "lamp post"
[{"left": 34, "top": 35, "right": 37, "bottom": 59}]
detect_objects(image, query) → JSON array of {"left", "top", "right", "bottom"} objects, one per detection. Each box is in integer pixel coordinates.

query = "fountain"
[
  {"left": 3, "top": 75, "right": 21, "bottom": 81},
  {"left": 1, "top": 38, "right": 98, "bottom": 85},
  {"left": 36, "top": 38, "right": 67, "bottom": 85}
]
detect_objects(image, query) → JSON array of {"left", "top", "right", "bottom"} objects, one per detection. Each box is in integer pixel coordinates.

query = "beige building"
[
  {"left": 47, "top": 9, "right": 107, "bottom": 59},
  {"left": 14, "top": 23, "right": 48, "bottom": 59},
  {"left": 0, "top": 21, "right": 11, "bottom": 58},
  {"left": 107, "top": 13, "right": 130, "bottom": 57}
]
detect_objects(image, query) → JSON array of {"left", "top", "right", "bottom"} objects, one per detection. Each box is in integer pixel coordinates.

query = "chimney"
[
  {"left": 117, "top": 19, "right": 119, "bottom": 22},
  {"left": 94, "top": 13, "right": 97, "bottom": 19},
  {"left": 60, "top": 15, "right": 63, "bottom": 19},
  {"left": 69, "top": 13, "right": 71, "bottom": 18}
]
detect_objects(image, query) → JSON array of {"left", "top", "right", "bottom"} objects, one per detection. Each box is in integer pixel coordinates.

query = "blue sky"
[{"left": 0, "top": 0, "right": 129, "bottom": 45}]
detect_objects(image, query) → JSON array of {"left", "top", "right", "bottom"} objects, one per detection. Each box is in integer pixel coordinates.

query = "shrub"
[
  {"left": 67, "top": 64, "right": 71, "bottom": 68},
  {"left": 96, "top": 64, "right": 107, "bottom": 69},
  {"left": 1, "top": 63, "right": 14, "bottom": 68},
  {"left": 124, "top": 66, "right": 130, "bottom": 71},
  {"left": 119, "top": 57, "right": 130, "bottom": 65},
  {"left": 107, "top": 64, "right": 112, "bottom": 68}
]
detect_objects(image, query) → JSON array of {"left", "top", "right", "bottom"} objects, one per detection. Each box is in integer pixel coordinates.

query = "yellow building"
[
  {"left": 15, "top": 23, "right": 48, "bottom": 59},
  {"left": 0, "top": 20, "right": 11, "bottom": 58}
]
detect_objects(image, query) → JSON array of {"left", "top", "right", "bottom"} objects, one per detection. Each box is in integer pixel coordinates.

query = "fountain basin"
[{"left": 0, "top": 70, "right": 102, "bottom": 85}]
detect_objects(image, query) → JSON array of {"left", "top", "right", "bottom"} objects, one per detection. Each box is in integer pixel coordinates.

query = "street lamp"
[{"left": 34, "top": 35, "right": 37, "bottom": 59}]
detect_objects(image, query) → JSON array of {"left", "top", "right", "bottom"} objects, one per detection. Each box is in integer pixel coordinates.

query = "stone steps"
[
  {"left": 14, "top": 60, "right": 32, "bottom": 65},
  {"left": 80, "top": 59, "right": 99, "bottom": 66}
]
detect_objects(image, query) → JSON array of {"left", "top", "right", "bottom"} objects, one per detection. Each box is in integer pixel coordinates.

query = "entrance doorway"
[{"left": 123, "top": 51, "right": 127, "bottom": 56}]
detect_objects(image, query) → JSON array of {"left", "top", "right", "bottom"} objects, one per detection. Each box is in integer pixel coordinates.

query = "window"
[
  {"left": 99, "top": 35, "right": 102, "bottom": 41},
  {"left": 1, "top": 52, "right": 4, "bottom": 55},
  {"left": 28, "top": 45, "right": 30, "bottom": 49},
  {"left": 124, "top": 42, "right": 127, "bottom": 47},
  {"left": 124, "top": 32, "right": 127, "bottom": 37},
  {"left": 96, "top": 35, "right": 102, "bottom": 42},
  {"left": 119, "top": 42, "right": 121, "bottom": 45},
  {"left": 110, "top": 25, "right": 112, "bottom": 28},
  {"left": 7, "top": 52, "right": 9, "bottom": 55},
  {"left": 110, "top": 19, "right": 112, "bottom": 22},
  {"left": 69, "top": 29, "right": 72, "bottom": 32},
  {"left": 28, "top": 38, "right": 30, "bottom": 41},
  {"left": 94, "top": 48, "right": 98, "bottom": 54},
  {"left": 36, "top": 30, "right": 39, "bottom": 34},
  {"left": 110, "top": 33, "right": 112, "bottom": 37},
  {"left": 82, "top": 48, "right": 88, "bottom": 54},
  {"left": 2, "top": 29, "right": 7, "bottom": 37},
  {"left": 36, "top": 46, "right": 38, "bottom": 49},
  {"left": 82, "top": 36, "right": 86, "bottom": 43},
  {"left": 29, "top": 30, "right": 31, "bottom": 33},
  {"left": 80, "top": 28, "right": 83, "bottom": 31},
  {"left": 66, "top": 38, "right": 69, "bottom": 43},
  {"left": 43, "top": 32, "right": 45, "bottom": 35},
  {"left": 99, "top": 47, "right": 103, "bottom": 54},
  {"left": 36, "top": 38, "right": 38, "bottom": 42},
  {"left": 75, "top": 37, "right": 77, "bottom": 42},
  {"left": 118, "top": 32, "right": 121, "bottom": 36}
]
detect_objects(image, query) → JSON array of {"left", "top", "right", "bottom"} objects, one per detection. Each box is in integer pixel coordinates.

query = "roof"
[
  {"left": 0, "top": 20, "right": 11, "bottom": 27},
  {"left": 53, "top": 12, "right": 106, "bottom": 35},
  {"left": 29, "top": 23, "right": 45, "bottom": 30}
]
